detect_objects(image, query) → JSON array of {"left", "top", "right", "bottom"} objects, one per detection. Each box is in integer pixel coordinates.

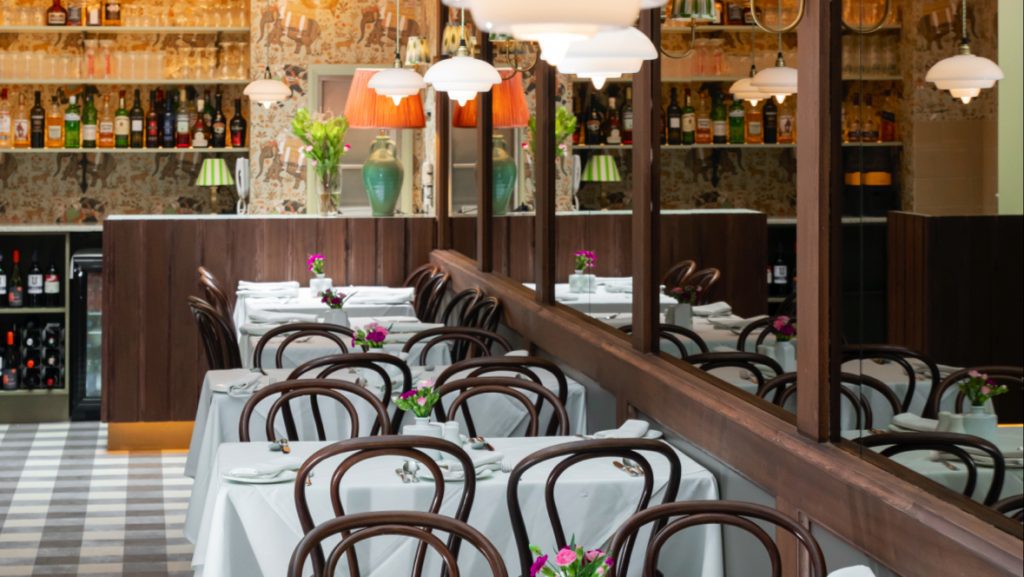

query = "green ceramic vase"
[
  {"left": 492, "top": 135, "right": 517, "bottom": 216},
  {"left": 362, "top": 135, "right": 404, "bottom": 217}
]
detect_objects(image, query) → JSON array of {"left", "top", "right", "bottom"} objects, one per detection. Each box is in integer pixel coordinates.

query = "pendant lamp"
[
  {"left": 369, "top": 0, "right": 426, "bottom": 105},
  {"left": 925, "top": 0, "right": 1002, "bottom": 104},
  {"left": 729, "top": 30, "right": 763, "bottom": 105},
  {"left": 751, "top": 48, "right": 797, "bottom": 104},
  {"left": 244, "top": 1, "right": 290, "bottom": 109},
  {"left": 556, "top": 27, "right": 658, "bottom": 89},
  {"left": 424, "top": 8, "right": 500, "bottom": 106}
]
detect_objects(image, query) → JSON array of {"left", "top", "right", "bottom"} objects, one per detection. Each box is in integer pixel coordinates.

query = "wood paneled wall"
[
  {"left": 888, "top": 211, "right": 1023, "bottom": 366},
  {"left": 453, "top": 212, "right": 768, "bottom": 317},
  {"left": 102, "top": 217, "right": 436, "bottom": 423}
]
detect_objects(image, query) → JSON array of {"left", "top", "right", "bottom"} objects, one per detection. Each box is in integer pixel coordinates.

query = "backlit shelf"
[
  {"left": 573, "top": 142, "right": 902, "bottom": 151},
  {"left": 573, "top": 74, "right": 902, "bottom": 84},
  {"left": 0, "top": 307, "right": 65, "bottom": 314},
  {"left": 661, "top": 23, "right": 900, "bottom": 34},
  {"left": 0, "top": 78, "right": 250, "bottom": 85},
  {"left": 0, "top": 147, "right": 249, "bottom": 154},
  {"left": 0, "top": 25, "right": 250, "bottom": 34}
]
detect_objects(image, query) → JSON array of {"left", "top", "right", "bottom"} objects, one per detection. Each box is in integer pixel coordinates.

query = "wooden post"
[
  {"left": 433, "top": 0, "right": 451, "bottom": 249},
  {"left": 534, "top": 60, "right": 557, "bottom": 305},
  {"left": 476, "top": 31, "right": 495, "bottom": 272}
]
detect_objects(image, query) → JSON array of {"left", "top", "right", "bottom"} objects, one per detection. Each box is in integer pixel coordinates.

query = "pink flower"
[
  {"left": 415, "top": 380, "right": 434, "bottom": 390},
  {"left": 399, "top": 389, "right": 417, "bottom": 400},
  {"left": 968, "top": 370, "right": 982, "bottom": 379},
  {"left": 980, "top": 385, "right": 992, "bottom": 395},
  {"left": 416, "top": 396, "right": 428, "bottom": 406},
  {"left": 529, "top": 555, "right": 548, "bottom": 577},
  {"left": 585, "top": 549, "right": 603, "bottom": 562},
  {"left": 555, "top": 547, "right": 577, "bottom": 566},
  {"left": 343, "top": 144, "right": 352, "bottom": 152}
]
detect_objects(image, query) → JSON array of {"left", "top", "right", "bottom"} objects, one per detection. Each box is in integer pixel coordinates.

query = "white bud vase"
[
  {"left": 310, "top": 273, "right": 332, "bottom": 295},
  {"left": 774, "top": 340, "right": 796, "bottom": 372},
  {"left": 323, "top": 308, "right": 350, "bottom": 327},
  {"left": 962, "top": 405, "right": 998, "bottom": 442},
  {"left": 568, "top": 270, "right": 596, "bottom": 294},
  {"left": 665, "top": 303, "right": 693, "bottom": 329},
  {"left": 403, "top": 416, "right": 443, "bottom": 458}
]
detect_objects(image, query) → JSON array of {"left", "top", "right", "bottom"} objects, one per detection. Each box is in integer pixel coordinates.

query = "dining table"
[
  {"left": 523, "top": 278, "right": 678, "bottom": 315},
  {"left": 185, "top": 436, "right": 724, "bottom": 577}
]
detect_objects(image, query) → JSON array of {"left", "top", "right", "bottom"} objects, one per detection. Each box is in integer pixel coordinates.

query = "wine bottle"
[
  {"left": 711, "top": 92, "right": 727, "bottom": 145},
  {"left": 81, "top": 94, "right": 97, "bottom": 149},
  {"left": 44, "top": 261, "right": 61, "bottom": 308},
  {"left": 584, "top": 94, "right": 602, "bottom": 145},
  {"left": 0, "top": 340, "right": 9, "bottom": 391},
  {"left": 63, "top": 95, "right": 81, "bottom": 149},
  {"left": 772, "top": 243, "right": 789, "bottom": 296},
  {"left": 210, "top": 93, "right": 227, "bottom": 148},
  {"left": 666, "top": 87, "right": 682, "bottom": 145},
  {"left": 695, "top": 91, "right": 712, "bottom": 145},
  {"left": 161, "top": 92, "right": 176, "bottom": 148},
  {"left": 0, "top": 253, "right": 7, "bottom": 308},
  {"left": 604, "top": 96, "right": 621, "bottom": 145},
  {"left": 30, "top": 91, "right": 46, "bottom": 149},
  {"left": 229, "top": 99, "right": 247, "bottom": 148},
  {"left": 26, "top": 251, "right": 44, "bottom": 308},
  {"left": 762, "top": 97, "right": 778, "bottom": 144},
  {"left": 621, "top": 86, "right": 634, "bottom": 145},
  {"left": 2, "top": 331, "right": 18, "bottom": 390},
  {"left": 8, "top": 250, "right": 24, "bottom": 308},
  {"left": 175, "top": 88, "right": 191, "bottom": 148},
  {"left": 43, "top": 366, "right": 62, "bottom": 390},
  {"left": 145, "top": 90, "right": 159, "bottom": 149},
  {"left": 114, "top": 90, "right": 129, "bottom": 148},
  {"left": 681, "top": 89, "right": 696, "bottom": 146},
  {"left": 129, "top": 89, "right": 144, "bottom": 148},
  {"left": 191, "top": 97, "right": 209, "bottom": 148}
]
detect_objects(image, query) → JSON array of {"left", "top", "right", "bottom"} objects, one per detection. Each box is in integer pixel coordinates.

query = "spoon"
[
  {"left": 613, "top": 461, "right": 639, "bottom": 477},
  {"left": 623, "top": 458, "right": 645, "bottom": 476},
  {"left": 395, "top": 467, "right": 410, "bottom": 484}
]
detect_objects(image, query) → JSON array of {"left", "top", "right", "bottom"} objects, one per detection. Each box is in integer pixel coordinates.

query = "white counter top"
[
  {"left": 0, "top": 223, "right": 104, "bottom": 233},
  {"left": 105, "top": 211, "right": 435, "bottom": 221}
]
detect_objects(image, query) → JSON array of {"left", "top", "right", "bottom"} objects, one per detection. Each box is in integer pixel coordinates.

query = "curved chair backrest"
[
  {"left": 683, "top": 267, "right": 721, "bottom": 305},
  {"left": 855, "top": 432, "right": 1006, "bottom": 506},
  {"left": 440, "top": 288, "right": 483, "bottom": 327},
  {"left": 606, "top": 501, "right": 827, "bottom": 577},
  {"left": 507, "top": 439, "right": 682, "bottom": 577},
  {"left": 661, "top": 259, "right": 697, "bottom": 288},
  {"left": 461, "top": 296, "right": 503, "bottom": 332},
  {"left": 619, "top": 324, "right": 709, "bottom": 360},
  {"left": 187, "top": 296, "right": 242, "bottom": 371},
  {"left": 238, "top": 379, "right": 391, "bottom": 443},
  {"left": 841, "top": 344, "right": 939, "bottom": 413},
  {"left": 287, "top": 511, "right": 509, "bottom": 577},
  {"left": 993, "top": 494, "right": 1024, "bottom": 522},
  {"left": 736, "top": 317, "right": 775, "bottom": 352},
  {"left": 404, "top": 263, "right": 438, "bottom": 288},
  {"left": 294, "top": 437, "right": 476, "bottom": 577},
  {"left": 198, "top": 271, "right": 233, "bottom": 328},
  {"left": 417, "top": 272, "right": 451, "bottom": 323},
  {"left": 759, "top": 373, "right": 902, "bottom": 430},
  {"left": 402, "top": 327, "right": 513, "bottom": 365},
  {"left": 433, "top": 356, "right": 569, "bottom": 436},
  {"left": 252, "top": 322, "right": 360, "bottom": 369},
  {"left": 686, "top": 352, "right": 784, "bottom": 392},
  {"left": 287, "top": 352, "right": 413, "bottom": 436},
  {"left": 927, "top": 366, "right": 1023, "bottom": 419},
  {"left": 434, "top": 376, "right": 570, "bottom": 437}
]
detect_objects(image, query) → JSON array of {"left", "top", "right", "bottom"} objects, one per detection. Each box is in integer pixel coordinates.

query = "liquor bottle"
[
  {"left": 0, "top": 89, "right": 11, "bottom": 149},
  {"left": 86, "top": 0, "right": 101, "bottom": 25},
  {"left": 8, "top": 250, "right": 24, "bottom": 308},
  {"left": 191, "top": 97, "right": 209, "bottom": 148},
  {"left": 26, "top": 252, "right": 44, "bottom": 308},
  {"left": 862, "top": 95, "right": 879, "bottom": 143},
  {"left": 879, "top": 91, "right": 896, "bottom": 143},
  {"left": 711, "top": 92, "right": 727, "bottom": 144},
  {"left": 97, "top": 94, "right": 115, "bottom": 148},
  {"left": 30, "top": 91, "right": 46, "bottom": 149},
  {"left": 162, "top": 92, "right": 177, "bottom": 148},
  {"left": 46, "top": 0, "right": 68, "bottom": 26},
  {"left": 845, "top": 94, "right": 860, "bottom": 143},
  {"left": 13, "top": 92, "right": 30, "bottom": 149},
  {"left": 772, "top": 243, "right": 789, "bottom": 296},
  {"left": 114, "top": 90, "right": 129, "bottom": 148},
  {"left": 66, "top": 0, "right": 83, "bottom": 25},
  {"left": 726, "top": 0, "right": 744, "bottom": 24},
  {"left": 604, "top": 96, "right": 621, "bottom": 145},
  {"left": 202, "top": 91, "right": 214, "bottom": 131},
  {"left": 63, "top": 95, "right": 81, "bottom": 149},
  {"left": 0, "top": 253, "right": 7, "bottom": 308},
  {"left": 46, "top": 95, "right": 64, "bottom": 149},
  {"left": 666, "top": 87, "right": 682, "bottom": 145},
  {"left": 128, "top": 89, "right": 144, "bottom": 148},
  {"left": 102, "top": 0, "right": 121, "bottom": 25},
  {"left": 145, "top": 91, "right": 159, "bottom": 148},
  {"left": 175, "top": 88, "right": 191, "bottom": 148},
  {"left": 681, "top": 89, "right": 696, "bottom": 145},
  {"left": 44, "top": 261, "right": 61, "bottom": 307},
  {"left": 694, "top": 92, "right": 711, "bottom": 145},
  {"left": 762, "top": 97, "right": 778, "bottom": 144},
  {"left": 621, "top": 87, "right": 634, "bottom": 145},
  {"left": 210, "top": 93, "right": 227, "bottom": 148},
  {"left": 745, "top": 100, "right": 763, "bottom": 144},
  {"left": 778, "top": 97, "right": 795, "bottom": 144},
  {"left": 584, "top": 94, "right": 602, "bottom": 145},
  {"left": 727, "top": 98, "right": 745, "bottom": 145},
  {"left": 230, "top": 99, "right": 246, "bottom": 148},
  {"left": 80, "top": 94, "right": 97, "bottom": 148},
  {"left": 2, "top": 332, "right": 19, "bottom": 390}
]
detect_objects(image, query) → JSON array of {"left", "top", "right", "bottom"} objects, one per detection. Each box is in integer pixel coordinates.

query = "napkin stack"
[
  {"left": 249, "top": 311, "right": 318, "bottom": 324},
  {"left": 224, "top": 456, "right": 304, "bottom": 482},
  {"left": 594, "top": 419, "right": 652, "bottom": 439},
  {"left": 603, "top": 283, "right": 633, "bottom": 294},
  {"left": 237, "top": 281, "right": 300, "bottom": 299},
  {"left": 888, "top": 413, "right": 939, "bottom": 433},
  {"left": 345, "top": 289, "right": 414, "bottom": 305},
  {"left": 933, "top": 445, "right": 1024, "bottom": 469},
  {"left": 210, "top": 374, "right": 265, "bottom": 396},
  {"left": 385, "top": 322, "right": 444, "bottom": 333},
  {"left": 709, "top": 315, "right": 768, "bottom": 330},
  {"left": 828, "top": 566, "right": 877, "bottom": 577},
  {"left": 693, "top": 302, "right": 732, "bottom": 317}
]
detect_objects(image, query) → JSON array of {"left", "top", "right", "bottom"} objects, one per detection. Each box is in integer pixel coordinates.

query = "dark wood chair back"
[
  {"left": 661, "top": 259, "right": 697, "bottom": 288},
  {"left": 993, "top": 494, "right": 1024, "bottom": 522},
  {"left": 842, "top": 345, "right": 940, "bottom": 413},
  {"left": 855, "top": 432, "right": 1006, "bottom": 506},
  {"left": 619, "top": 324, "right": 709, "bottom": 359},
  {"left": 252, "top": 322, "right": 360, "bottom": 369},
  {"left": 736, "top": 316, "right": 774, "bottom": 352},
  {"left": 927, "top": 366, "right": 1023, "bottom": 419},
  {"left": 461, "top": 296, "right": 502, "bottom": 332},
  {"left": 187, "top": 296, "right": 242, "bottom": 371},
  {"left": 433, "top": 356, "right": 569, "bottom": 436},
  {"left": 686, "top": 352, "right": 784, "bottom": 392},
  {"left": 440, "top": 288, "right": 483, "bottom": 326},
  {"left": 507, "top": 439, "right": 682, "bottom": 577},
  {"left": 417, "top": 272, "right": 451, "bottom": 322},
  {"left": 404, "top": 263, "right": 439, "bottom": 288},
  {"left": 293, "top": 436, "right": 477, "bottom": 577},
  {"left": 287, "top": 511, "right": 508, "bottom": 577},
  {"left": 287, "top": 353, "right": 413, "bottom": 436},
  {"left": 434, "top": 376, "right": 569, "bottom": 436},
  {"left": 197, "top": 267, "right": 233, "bottom": 328},
  {"left": 606, "top": 501, "right": 827, "bottom": 577},
  {"left": 683, "top": 267, "right": 721, "bottom": 305},
  {"left": 402, "top": 327, "right": 513, "bottom": 364},
  {"left": 759, "top": 373, "right": 902, "bottom": 430},
  {"left": 238, "top": 378, "right": 391, "bottom": 443}
]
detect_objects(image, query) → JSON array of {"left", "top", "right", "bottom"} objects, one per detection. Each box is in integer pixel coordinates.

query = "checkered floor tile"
[{"left": 0, "top": 422, "right": 193, "bottom": 577}]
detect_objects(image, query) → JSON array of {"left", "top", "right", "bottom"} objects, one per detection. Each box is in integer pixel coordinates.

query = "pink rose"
[
  {"left": 980, "top": 385, "right": 992, "bottom": 395},
  {"left": 968, "top": 370, "right": 982, "bottom": 379},
  {"left": 585, "top": 549, "right": 603, "bottom": 562},
  {"left": 555, "top": 547, "right": 577, "bottom": 566},
  {"left": 416, "top": 397, "right": 428, "bottom": 406}
]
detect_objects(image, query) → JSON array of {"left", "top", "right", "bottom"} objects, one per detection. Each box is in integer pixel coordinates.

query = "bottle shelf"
[
  {"left": 572, "top": 142, "right": 903, "bottom": 151},
  {"left": 573, "top": 74, "right": 902, "bottom": 84},
  {"left": 0, "top": 387, "right": 68, "bottom": 396},
  {"left": 660, "top": 23, "right": 901, "bottom": 34},
  {"left": 0, "top": 307, "right": 66, "bottom": 315},
  {"left": 0, "top": 78, "right": 251, "bottom": 86},
  {"left": 0, "top": 147, "right": 249, "bottom": 155},
  {"left": 0, "top": 25, "right": 250, "bottom": 35}
]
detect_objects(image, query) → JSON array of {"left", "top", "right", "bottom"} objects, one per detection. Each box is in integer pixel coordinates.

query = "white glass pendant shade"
[
  {"left": 424, "top": 48, "right": 501, "bottom": 106},
  {"left": 639, "top": 0, "right": 668, "bottom": 7},
  {"left": 926, "top": 51, "right": 1003, "bottom": 104},
  {"left": 751, "top": 54, "right": 797, "bottom": 104},
  {"left": 369, "top": 67, "right": 427, "bottom": 106},
  {"left": 243, "top": 75, "right": 291, "bottom": 109},
  {"left": 557, "top": 27, "right": 657, "bottom": 89},
  {"left": 728, "top": 76, "right": 763, "bottom": 106}
]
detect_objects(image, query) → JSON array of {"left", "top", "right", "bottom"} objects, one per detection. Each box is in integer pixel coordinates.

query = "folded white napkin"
[
  {"left": 505, "top": 350, "right": 530, "bottom": 357},
  {"left": 249, "top": 311, "right": 319, "bottom": 324},
  {"left": 693, "top": 302, "right": 732, "bottom": 317},
  {"left": 238, "top": 281, "right": 300, "bottom": 290},
  {"left": 210, "top": 374, "right": 262, "bottom": 395},
  {"left": 828, "top": 566, "right": 877, "bottom": 577},
  {"left": 603, "top": 284, "right": 633, "bottom": 294},
  {"left": 909, "top": 361, "right": 960, "bottom": 379},
  {"left": 889, "top": 413, "right": 939, "bottom": 433},
  {"left": 342, "top": 289, "right": 414, "bottom": 305},
  {"left": 556, "top": 294, "right": 580, "bottom": 302},
  {"left": 239, "top": 323, "right": 278, "bottom": 337},
  {"left": 709, "top": 315, "right": 769, "bottom": 330},
  {"left": 237, "top": 289, "right": 299, "bottom": 299},
  {"left": 225, "top": 456, "right": 303, "bottom": 480},
  {"left": 594, "top": 419, "right": 651, "bottom": 439},
  {"left": 385, "top": 322, "right": 444, "bottom": 333}
]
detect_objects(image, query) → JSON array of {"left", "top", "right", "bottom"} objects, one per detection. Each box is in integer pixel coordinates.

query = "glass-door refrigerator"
[{"left": 70, "top": 249, "right": 102, "bottom": 421}]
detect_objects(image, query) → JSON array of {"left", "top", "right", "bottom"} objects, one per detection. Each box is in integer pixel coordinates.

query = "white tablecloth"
[
  {"left": 234, "top": 286, "right": 417, "bottom": 335},
  {"left": 185, "top": 367, "right": 590, "bottom": 480},
  {"left": 596, "top": 314, "right": 749, "bottom": 353},
  {"left": 186, "top": 437, "right": 723, "bottom": 577},
  {"left": 523, "top": 283, "right": 677, "bottom": 315}
]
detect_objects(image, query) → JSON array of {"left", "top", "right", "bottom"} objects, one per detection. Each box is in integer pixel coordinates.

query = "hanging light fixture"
[
  {"left": 424, "top": 8, "right": 500, "bottom": 106},
  {"left": 557, "top": 27, "right": 657, "bottom": 89},
  {"left": 925, "top": 0, "right": 1002, "bottom": 104},
  {"left": 369, "top": 0, "right": 426, "bottom": 106},
  {"left": 729, "top": 28, "right": 763, "bottom": 105},
  {"left": 749, "top": 0, "right": 801, "bottom": 104},
  {"left": 244, "top": 0, "right": 291, "bottom": 109}
]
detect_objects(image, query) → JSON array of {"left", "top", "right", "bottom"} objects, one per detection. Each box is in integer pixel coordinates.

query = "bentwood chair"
[
  {"left": 197, "top": 266, "right": 234, "bottom": 329},
  {"left": 993, "top": 494, "right": 1024, "bottom": 522},
  {"left": 759, "top": 373, "right": 903, "bottom": 430},
  {"left": 417, "top": 272, "right": 451, "bottom": 323},
  {"left": 287, "top": 511, "right": 508, "bottom": 577},
  {"left": 507, "top": 439, "right": 682, "bottom": 577},
  {"left": 926, "top": 366, "right": 1023, "bottom": 420},
  {"left": 287, "top": 352, "right": 414, "bottom": 435},
  {"left": 433, "top": 357, "right": 569, "bottom": 436},
  {"left": 686, "top": 352, "right": 784, "bottom": 392},
  {"left": 661, "top": 259, "right": 697, "bottom": 288},
  {"left": 683, "top": 267, "right": 721, "bottom": 305},
  {"left": 855, "top": 432, "right": 1006, "bottom": 506},
  {"left": 736, "top": 316, "right": 776, "bottom": 352},
  {"left": 402, "top": 327, "right": 513, "bottom": 364},
  {"left": 618, "top": 324, "right": 709, "bottom": 360},
  {"left": 461, "top": 296, "right": 503, "bottom": 332},
  {"left": 187, "top": 296, "right": 242, "bottom": 371},
  {"left": 252, "top": 322, "right": 361, "bottom": 369},
  {"left": 238, "top": 378, "right": 391, "bottom": 443},
  {"left": 841, "top": 345, "right": 940, "bottom": 413},
  {"left": 293, "top": 437, "right": 477, "bottom": 577},
  {"left": 404, "top": 263, "right": 439, "bottom": 289},
  {"left": 434, "top": 377, "right": 569, "bottom": 437},
  {"left": 606, "top": 501, "right": 828, "bottom": 577},
  {"left": 440, "top": 288, "right": 483, "bottom": 327}
]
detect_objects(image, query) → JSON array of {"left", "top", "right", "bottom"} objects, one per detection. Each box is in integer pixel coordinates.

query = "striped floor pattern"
[{"left": 0, "top": 422, "right": 193, "bottom": 577}]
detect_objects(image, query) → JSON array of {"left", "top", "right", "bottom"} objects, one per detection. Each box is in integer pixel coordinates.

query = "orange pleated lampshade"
[
  {"left": 452, "top": 70, "right": 529, "bottom": 129},
  {"left": 344, "top": 68, "right": 426, "bottom": 129}
]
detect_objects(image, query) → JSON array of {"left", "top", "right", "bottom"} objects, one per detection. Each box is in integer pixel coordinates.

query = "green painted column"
[{"left": 999, "top": 0, "right": 1023, "bottom": 214}]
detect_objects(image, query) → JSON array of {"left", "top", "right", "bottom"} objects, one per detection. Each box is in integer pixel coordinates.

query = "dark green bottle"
[
  {"left": 728, "top": 98, "right": 745, "bottom": 145},
  {"left": 63, "top": 95, "right": 81, "bottom": 149},
  {"left": 711, "top": 92, "right": 727, "bottom": 144}
]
